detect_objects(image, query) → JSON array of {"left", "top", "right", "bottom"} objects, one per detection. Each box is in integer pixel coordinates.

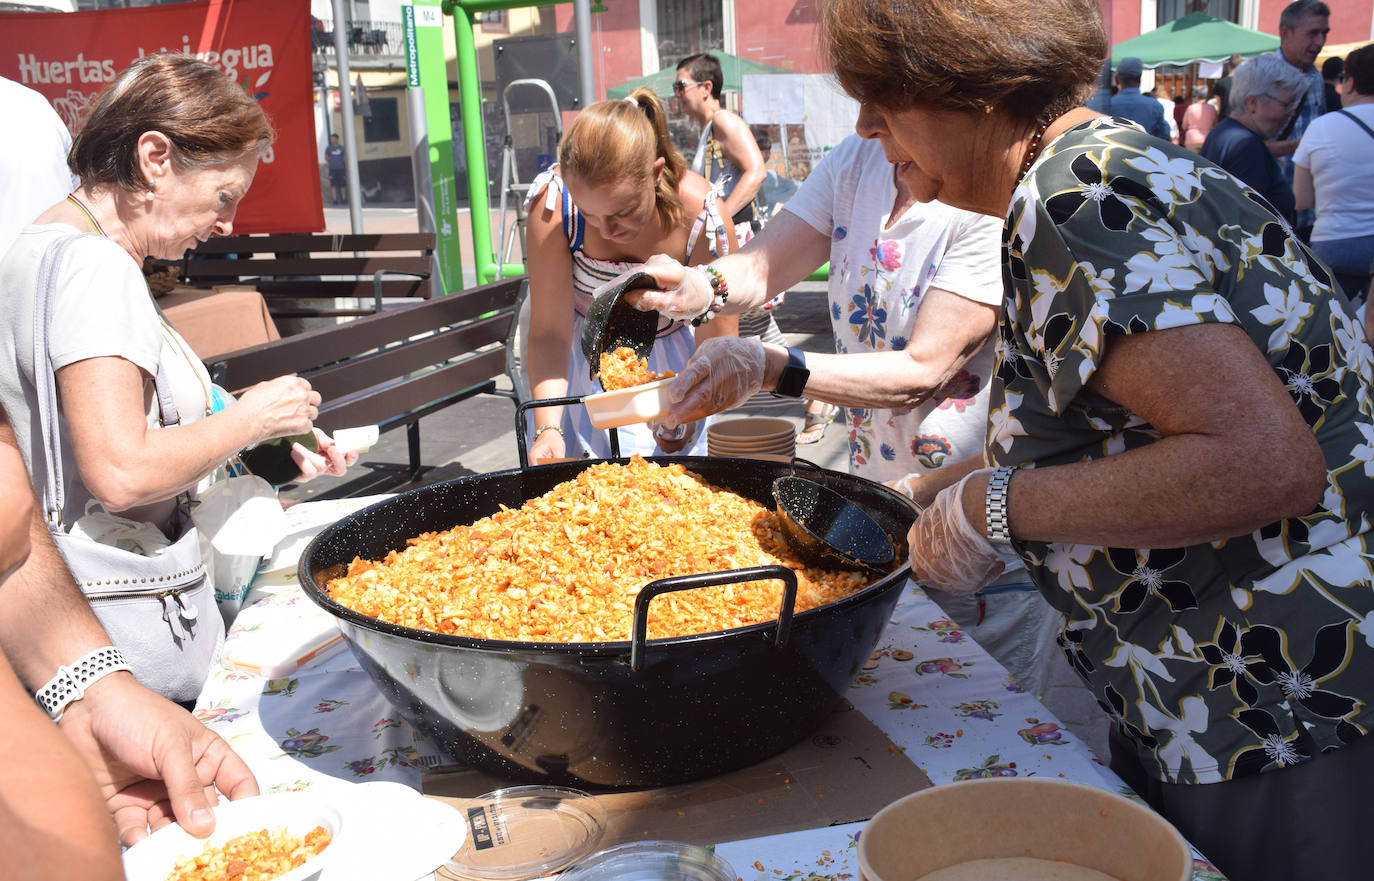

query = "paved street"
[{"left": 280, "top": 206, "right": 850, "bottom": 502}]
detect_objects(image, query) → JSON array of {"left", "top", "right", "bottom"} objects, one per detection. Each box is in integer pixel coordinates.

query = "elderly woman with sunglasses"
[{"left": 1200, "top": 53, "right": 1306, "bottom": 224}]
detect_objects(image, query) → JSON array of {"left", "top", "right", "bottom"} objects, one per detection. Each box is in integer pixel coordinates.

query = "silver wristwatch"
[{"left": 984, "top": 466, "right": 1017, "bottom": 550}]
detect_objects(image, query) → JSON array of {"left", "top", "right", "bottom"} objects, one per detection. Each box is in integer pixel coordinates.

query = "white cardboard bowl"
[
  {"left": 858, "top": 778, "right": 1192, "bottom": 881},
  {"left": 122, "top": 792, "right": 341, "bottom": 881},
  {"left": 584, "top": 378, "right": 675, "bottom": 429},
  {"left": 707, "top": 416, "right": 796, "bottom": 442}
]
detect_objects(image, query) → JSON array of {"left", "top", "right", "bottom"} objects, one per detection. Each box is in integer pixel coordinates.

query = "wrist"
[
  {"left": 35, "top": 647, "right": 135, "bottom": 721},
  {"left": 982, "top": 465, "right": 1017, "bottom": 550},
  {"left": 760, "top": 344, "right": 790, "bottom": 391}
]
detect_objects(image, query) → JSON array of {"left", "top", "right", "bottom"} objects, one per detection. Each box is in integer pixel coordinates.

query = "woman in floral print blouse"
[{"left": 815, "top": 1, "right": 1374, "bottom": 880}]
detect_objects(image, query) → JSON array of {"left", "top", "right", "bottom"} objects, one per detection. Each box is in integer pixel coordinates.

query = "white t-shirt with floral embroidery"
[{"left": 782, "top": 135, "right": 1005, "bottom": 485}]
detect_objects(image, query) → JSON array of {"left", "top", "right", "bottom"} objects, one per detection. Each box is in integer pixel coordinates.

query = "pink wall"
[
  {"left": 556, "top": 5, "right": 647, "bottom": 103},
  {"left": 1258, "top": 0, "right": 1372, "bottom": 45},
  {"left": 734, "top": 0, "right": 828, "bottom": 74}
]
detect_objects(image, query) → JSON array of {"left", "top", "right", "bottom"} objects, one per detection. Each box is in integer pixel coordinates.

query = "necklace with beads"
[{"left": 1016, "top": 117, "right": 1053, "bottom": 185}]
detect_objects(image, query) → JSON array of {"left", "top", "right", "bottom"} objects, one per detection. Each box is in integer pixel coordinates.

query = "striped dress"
[{"left": 524, "top": 168, "right": 728, "bottom": 458}]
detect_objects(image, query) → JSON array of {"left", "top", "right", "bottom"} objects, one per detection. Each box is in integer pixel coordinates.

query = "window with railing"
[
  {"left": 311, "top": 18, "right": 403, "bottom": 56},
  {"left": 1157, "top": 0, "right": 1238, "bottom": 25}
]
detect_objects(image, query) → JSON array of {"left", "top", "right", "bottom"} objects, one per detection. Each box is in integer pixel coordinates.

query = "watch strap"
[
  {"left": 34, "top": 646, "right": 132, "bottom": 721},
  {"left": 985, "top": 466, "right": 1016, "bottom": 547},
  {"left": 774, "top": 346, "right": 810, "bottom": 398}
]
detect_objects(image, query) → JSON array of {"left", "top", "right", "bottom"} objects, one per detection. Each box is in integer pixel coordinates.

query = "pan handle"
[
  {"left": 515, "top": 397, "right": 622, "bottom": 467},
  {"left": 629, "top": 565, "right": 798, "bottom": 672}
]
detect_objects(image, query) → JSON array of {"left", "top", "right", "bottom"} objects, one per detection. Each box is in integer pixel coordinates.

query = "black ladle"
[
  {"left": 579, "top": 270, "right": 662, "bottom": 382},
  {"left": 772, "top": 473, "right": 896, "bottom": 576}
]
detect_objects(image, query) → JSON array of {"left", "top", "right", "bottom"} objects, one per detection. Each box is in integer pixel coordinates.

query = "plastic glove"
[
  {"left": 624, "top": 254, "right": 715, "bottom": 322},
  {"left": 907, "top": 469, "right": 1006, "bottom": 595},
  {"left": 659, "top": 336, "right": 766, "bottom": 429}
]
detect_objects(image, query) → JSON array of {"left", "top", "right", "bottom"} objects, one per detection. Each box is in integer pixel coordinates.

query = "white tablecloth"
[{"left": 195, "top": 496, "right": 1226, "bottom": 880}]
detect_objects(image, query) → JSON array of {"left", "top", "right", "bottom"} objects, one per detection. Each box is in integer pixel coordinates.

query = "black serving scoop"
[
  {"left": 772, "top": 474, "right": 896, "bottom": 576},
  {"left": 579, "top": 270, "right": 663, "bottom": 382}
]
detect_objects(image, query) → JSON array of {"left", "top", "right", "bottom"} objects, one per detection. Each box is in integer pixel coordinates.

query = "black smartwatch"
[{"left": 774, "top": 346, "right": 810, "bottom": 397}]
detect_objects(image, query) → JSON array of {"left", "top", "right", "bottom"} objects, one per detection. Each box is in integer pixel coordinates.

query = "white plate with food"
[
  {"left": 122, "top": 791, "right": 340, "bottom": 881},
  {"left": 123, "top": 783, "right": 466, "bottom": 881}
]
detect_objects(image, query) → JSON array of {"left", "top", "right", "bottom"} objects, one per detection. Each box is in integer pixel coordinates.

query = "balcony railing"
[{"left": 313, "top": 19, "right": 403, "bottom": 57}]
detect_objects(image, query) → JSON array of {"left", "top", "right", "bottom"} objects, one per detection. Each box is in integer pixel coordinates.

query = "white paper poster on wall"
[{"left": 741, "top": 73, "right": 858, "bottom": 178}]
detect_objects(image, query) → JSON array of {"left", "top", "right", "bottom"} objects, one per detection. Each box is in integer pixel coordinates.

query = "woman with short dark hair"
[{"left": 668, "top": 2, "right": 1366, "bottom": 879}]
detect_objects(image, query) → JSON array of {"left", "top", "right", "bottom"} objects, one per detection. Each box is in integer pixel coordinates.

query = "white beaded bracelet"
[{"left": 34, "top": 646, "right": 132, "bottom": 721}]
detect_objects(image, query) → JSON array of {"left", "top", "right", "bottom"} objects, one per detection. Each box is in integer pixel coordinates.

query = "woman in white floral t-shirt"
[{"left": 632, "top": 134, "right": 1104, "bottom": 751}]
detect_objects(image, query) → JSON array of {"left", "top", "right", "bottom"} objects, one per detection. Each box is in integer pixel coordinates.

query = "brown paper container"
[{"left": 858, "top": 777, "right": 1192, "bottom": 881}]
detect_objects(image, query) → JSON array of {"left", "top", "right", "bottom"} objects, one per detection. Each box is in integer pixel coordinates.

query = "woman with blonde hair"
[{"left": 522, "top": 87, "right": 735, "bottom": 462}]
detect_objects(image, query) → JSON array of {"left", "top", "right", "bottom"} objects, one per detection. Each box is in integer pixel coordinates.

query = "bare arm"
[
  {"left": 771, "top": 287, "right": 998, "bottom": 410},
  {"left": 1293, "top": 163, "right": 1315, "bottom": 213},
  {"left": 709, "top": 111, "right": 767, "bottom": 219},
  {"left": 0, "top": 652, "right": 123, "bottom": 881},
  {"left": 58, "top": 357, "right": 319, "bottom": 512},
  {"left": 0, "top": 415, "right": 259, "bottom": 846},
  {"left": 523, "top": 185, "right": 578, "bottom": 461},
  {"left": 638, "top": 211, "right": 832, "bottom": 318},
  {"left": 1267, "top": 138, "right": 1300, "bottom": 158},
  {"left": 958, "top": 323, "right": 1324, "bottom": 548}
]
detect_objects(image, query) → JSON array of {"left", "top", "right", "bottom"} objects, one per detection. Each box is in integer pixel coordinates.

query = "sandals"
[{"left": 796, "top": 402, "right": 838, "bottom": 445}]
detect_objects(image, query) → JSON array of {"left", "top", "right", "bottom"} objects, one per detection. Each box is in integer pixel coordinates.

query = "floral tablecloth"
[{"left": 195, "top": 497, "right": 1226, "bottom": 881}]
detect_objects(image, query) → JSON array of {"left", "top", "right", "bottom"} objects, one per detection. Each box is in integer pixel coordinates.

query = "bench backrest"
[
  {"left": 207, "top": 275, "right": 524, "bottom": 434},
  {"left": 183, "top": 232, "right": 437, "bottom": 318}
]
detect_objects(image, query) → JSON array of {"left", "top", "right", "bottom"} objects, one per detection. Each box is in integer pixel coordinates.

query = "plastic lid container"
[
  {"left": 560, "top": 841, "right": 738, "bottom": 881},
  {"left": 442, "top": 786, "right": 607, "bottom": 881},
  {"left": 583, "top": 378, "right": 674, "bottom": 429}
]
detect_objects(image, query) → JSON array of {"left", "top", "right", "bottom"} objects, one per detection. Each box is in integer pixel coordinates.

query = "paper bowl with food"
[
  {"left": 122, "top": 792, "right": 341, "bottom": 881},
  {"left": 584, "top": 346, "right": 676, "bottom": 429}
]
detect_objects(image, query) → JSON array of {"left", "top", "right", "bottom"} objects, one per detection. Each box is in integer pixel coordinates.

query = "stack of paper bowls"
[{"left": 707, "top": 416, "right": 797, "bottom": 459}]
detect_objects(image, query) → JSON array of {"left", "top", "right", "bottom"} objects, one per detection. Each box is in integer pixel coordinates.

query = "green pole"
[
  {"left": 448, "top": 0, "right": 575, "bottom": 286},
  {"left": 407, "top": 0, "right": 463, "bottom": 293},
  {"left": 451, "top": 4, "right": 498, "bottom": 285}
]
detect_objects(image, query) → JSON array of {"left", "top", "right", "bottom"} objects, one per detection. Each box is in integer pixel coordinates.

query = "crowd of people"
[{"left": 1, "top": 0, "right": 1372, "bottom": 878}]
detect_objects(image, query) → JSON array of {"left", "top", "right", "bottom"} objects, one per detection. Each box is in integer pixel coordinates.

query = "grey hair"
[
  {"left": 1193, "top": 84, "right": 1209, "bottom": 100},
  {"left": 1279, "top": 0, "right": 1330, "bottom": 31},
  {"left": 1229, "top": 53, "right": 1306, "bottom": 118}
]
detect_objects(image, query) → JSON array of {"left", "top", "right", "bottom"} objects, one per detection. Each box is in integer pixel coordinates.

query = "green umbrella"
[
  {"left": 1110, "top": 12, "right": 1279, "bottom": 67},
  {"left": 607, "top": 52, "right": 791, "bottom": 100}
]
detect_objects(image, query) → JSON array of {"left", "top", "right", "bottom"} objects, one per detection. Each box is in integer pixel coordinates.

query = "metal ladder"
[{"left": 495, "top": 79, "right": 563, "bottom": 269}]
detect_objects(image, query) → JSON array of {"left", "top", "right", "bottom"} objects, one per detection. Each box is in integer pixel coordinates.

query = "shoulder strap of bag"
[
  {"left": 33, "top": 234, "right": 183, "bottom": 525},
  {"left": 1338, "top": 109, "right": 1374, "bottom": 142}
]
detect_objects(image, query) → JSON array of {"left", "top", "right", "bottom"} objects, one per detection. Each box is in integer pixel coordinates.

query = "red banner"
[{"left": 0, "top": 0, "right": 323, "bottom": 234}]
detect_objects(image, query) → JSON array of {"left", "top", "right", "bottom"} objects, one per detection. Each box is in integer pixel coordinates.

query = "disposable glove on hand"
[
  {"left": 907, "top": 469, "right": 1006, "bottom": 595},
  {"left": 627, "top": 255, "right": 715, "bottom": 321},
  {"left": 660, "top": 336, "right": 766, "bottom": 429}
]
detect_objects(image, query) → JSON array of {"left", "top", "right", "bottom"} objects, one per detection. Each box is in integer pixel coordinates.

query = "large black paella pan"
[{"left": 298, "top": 456, "right": 918, "bottom": 789}]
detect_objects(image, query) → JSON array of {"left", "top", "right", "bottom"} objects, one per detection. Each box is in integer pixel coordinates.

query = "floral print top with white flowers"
[
  {"left": 994, "top": 117, "right": 1374, "bottom": 784},
  {"left": 783, "top": 135, "right": 1004, "bottom": 486}
]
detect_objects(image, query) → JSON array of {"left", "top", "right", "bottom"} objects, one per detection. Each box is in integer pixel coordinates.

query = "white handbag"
[{"left": 33, "top": 235, "right": 223, "bottom": 703}]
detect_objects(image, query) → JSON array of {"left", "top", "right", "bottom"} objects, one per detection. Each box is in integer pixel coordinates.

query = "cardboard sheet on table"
[{"left": 422, "top": 699, "right": 932, "bottom": 857}]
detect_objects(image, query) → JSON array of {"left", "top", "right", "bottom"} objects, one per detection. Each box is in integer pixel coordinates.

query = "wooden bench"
[
  {"left": 207, "top": 275, "right": 526, "bottom": 491},
  {"left": 182, "top": 232, "right": 436, "bottom": 319}
]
